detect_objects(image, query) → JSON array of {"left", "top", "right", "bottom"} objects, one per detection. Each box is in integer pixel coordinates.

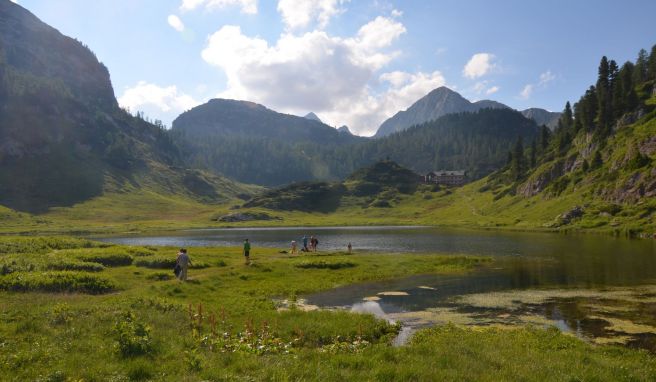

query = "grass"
[{"left": 0, "top": 236, "right": 655, "bottom": 380}]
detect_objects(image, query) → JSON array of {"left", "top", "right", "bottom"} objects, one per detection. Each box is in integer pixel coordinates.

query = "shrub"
[
  {"left": 126, "top": 247, "right": 156, "bottom": 257},
  {"left": 0, "top": 272, "right": 117, "bottom": 294},
  {"left": 0, "top": 236, "right": 106, "bottom": 255},
  {"left": 45, "top": 261, "right": 105, "bottom": 272},
  {"left": 135, "top": 257, "right": 209, "bottom": 269},
  {"left": 294, "top": 261, "right": 356, "bottom": 270},
  {"left": 114, "top": 311, "right": 153, "bottom": 357},
  {"left": 77, "top": 252, "right": 133, "bottom": 267}
]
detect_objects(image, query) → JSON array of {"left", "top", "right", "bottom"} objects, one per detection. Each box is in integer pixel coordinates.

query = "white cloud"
[
  {"left": 520, "top": 70, "right": 555, "bottom": 99},
  {"left": 277, "top": 0, "right": 349, "bottom": 30},
  {"left": 118, "top": 81, "right": 199, "bottom": 114},
  {"left": 538, "top": 70, "right": 556, "bottom": 85},
  {"left": 463, "top": 53, "right": 495, "bottom": 79},
  {"left": 201, "top": 16, "right": 418, "bottom": 135},
  {"left": 180, "top": 0, "right": 257, "bottom": 14},
  {"left": 486, "top": 86, "right": 500, "bottom": 95},
  {"left": 167, "top": 15, "right": 185, "bottom": 32},
  {"left": 391, "top": 9, "right": 403, "bottom": 18}
]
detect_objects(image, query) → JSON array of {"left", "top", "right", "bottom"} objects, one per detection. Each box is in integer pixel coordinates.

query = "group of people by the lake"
[
  {"left": 174, "top": 236, "right": 353, "bottom": 281},
  {"left": 299, "top": 234, "right": 319, "bottom": 252}
]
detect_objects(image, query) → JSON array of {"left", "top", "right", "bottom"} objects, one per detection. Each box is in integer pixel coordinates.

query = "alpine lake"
[{"left": 99, "top": 226, "right": 656, "bottom": 352}]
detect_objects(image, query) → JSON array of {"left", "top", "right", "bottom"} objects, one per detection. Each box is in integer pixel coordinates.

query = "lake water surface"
[{"left": 99, "top": 226, "right": 656, "bottom": 350}]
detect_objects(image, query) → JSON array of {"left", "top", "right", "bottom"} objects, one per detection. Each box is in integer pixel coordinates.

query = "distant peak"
[
  {"left": 337, "top": 125, "right": 352, "bottom": 134},
  {"left": 304, "top": 112, "right": 322, "bottom": 123}
]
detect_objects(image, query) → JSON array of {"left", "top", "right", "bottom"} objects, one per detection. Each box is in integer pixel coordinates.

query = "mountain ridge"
[{"left": 374, "top": 86, "right": 560, "bottom": 137}]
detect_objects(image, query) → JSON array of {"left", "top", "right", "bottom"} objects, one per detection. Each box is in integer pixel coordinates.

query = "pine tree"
[
  {"left": 634, "top": 49, "right": 648, "bottom": 83},
  {"left": 648, "top": 44, "right": 656, "bottom": 80},
  {"left": 510, "top": 136, "right": 524, "bottom": 180},
  {"left": 618, "top": 61, "right": 638, "bottom": 114},
  {"left": 530, "top": 140, "right": 537, "bottom": 168},
  {"left": 596, "top": 56, "right": 611, "bottom": 135},
  {"left": 539, "top": 125, "right": 550, "bottom": 150},
  {"left": 562, "top": 101, "right": 573, "bottom": 130}
]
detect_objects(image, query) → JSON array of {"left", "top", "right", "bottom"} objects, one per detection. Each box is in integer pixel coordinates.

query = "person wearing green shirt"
[{"left": 243, "top": 239, "right": 251, "bottom": 265}]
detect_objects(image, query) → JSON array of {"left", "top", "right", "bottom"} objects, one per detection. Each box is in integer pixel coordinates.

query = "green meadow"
[{"left": 1, "top": 236, "right": 655, "bottom": 381}]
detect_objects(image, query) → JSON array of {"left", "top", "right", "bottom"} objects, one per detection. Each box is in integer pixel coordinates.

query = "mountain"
[
  {"left": 172, "top": 99, "right": 357, "bottom": 145},
  {"left": 304, "top": 112, "right": 322, "bottom": 123},
  {"left": 375, "top": 87, "right": 471, "bottom": 137},
  {"left": 374, "top": 87, "right": 561, "bottom": 138},
  {"left": 171, "top": 99, "right": 366, "bottom": 186},
  {"left": 358, "top": 108, "right": 539, "bottom": 179},
  {"left": 338, "top": 125, "right": 353, "bottom": 135},
  {"left": 0, "top": 2, "right": 252, "bottom": 212},
  {"left": 521, "top": 108, "right": 561, "bottom": 129}
]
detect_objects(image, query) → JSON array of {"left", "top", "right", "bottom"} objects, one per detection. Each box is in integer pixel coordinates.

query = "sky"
[{"left": 12, "top": 0, "right": 656, "bottom": 136}]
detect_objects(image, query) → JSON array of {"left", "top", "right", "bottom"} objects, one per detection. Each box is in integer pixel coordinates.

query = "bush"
[
  {"left": 0, "top": 236, "right": 105, "bottom": 255},
  {"left": 294, "top": 261, "right": 356, "bottom": 270},
  {"left": 45, "top": 261, "right": 105, "bottom": 272},
  {"left": 126, "top": 247, "right": 156, "bottom": 257},
  {"left": 114, "top": 311, "right": 153, "bottom": 357},
  {"left": 77, "top": 252, "right": 133, "bottom": 267},
  {"left": 0, "top": 272, "right": 117, "bottom": 294},
  {"left": 135, "top": 257, "right": 209, "bottom": 269}
]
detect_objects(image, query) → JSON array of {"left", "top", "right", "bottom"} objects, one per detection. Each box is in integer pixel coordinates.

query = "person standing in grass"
[
  {"left": 176, "top": 248, "right": 192, "bottom": 281},
  {"left": 291, "top": 240, "right": 297, "bottom": 255},
  {"left": 302, "top": 235, "right": 309, "bottom": 252},
  {"left": 243, "top": 239, "right": 251, "bottom": 265}
]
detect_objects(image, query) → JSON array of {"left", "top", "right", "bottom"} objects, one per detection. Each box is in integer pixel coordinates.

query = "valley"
[{"left": 1, "top": 1, "right": 656, "bottom": 381}]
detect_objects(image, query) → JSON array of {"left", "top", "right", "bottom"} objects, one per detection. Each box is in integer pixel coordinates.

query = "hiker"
[
  {"left": 347, "top": 242, "right": 352, "bottom": 253},
  {"left": 176, "top": 248, "right": 191, "bottom": 281},
  {"left": 291, "top": 240, "right": 297, "bottom": 255},
  {"left": 310, "top": 236, "right": 319, "bottom": 252},
  {"left": 243, "top": 239, "right": 251, "bottom": 265},
  {"left": 302, "top": 235, "right": 309, "bottom": 252}
]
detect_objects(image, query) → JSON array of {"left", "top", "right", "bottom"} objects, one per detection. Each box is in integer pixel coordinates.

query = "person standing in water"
[
  {"left": 347, "top": 242, "right": 352, "bottom": 253},
  {"left": 302, "top": 235, "right": 309, "bottom": 252},
  {"left": 243, "top": 239, "right": 251, "bottom": 265},
  {"left": 176, "top": 248, "right": 192, "bottom": 281}
]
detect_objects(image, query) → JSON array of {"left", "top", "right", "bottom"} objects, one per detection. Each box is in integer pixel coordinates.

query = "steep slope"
[
  {"left": 521, "top": 108, "right": 561, "bottom": 129},
  {"left": 452, "top": 47, "right": 656, "bottom": 235},
  {"left": 0, "top": 2, "right": 252, "bottom": 212}
]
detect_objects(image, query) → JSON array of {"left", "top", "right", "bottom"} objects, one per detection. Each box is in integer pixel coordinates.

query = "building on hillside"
[{"left": 424, "top": 170, "right": 466, "bottom": 186}]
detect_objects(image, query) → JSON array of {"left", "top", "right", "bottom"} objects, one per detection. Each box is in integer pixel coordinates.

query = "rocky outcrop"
[
  {"left": 517, "top": 160, "right": 565, "bottom": 197},
  {"left": 554, "top": 206, "right": 585, "bottom": 226}
]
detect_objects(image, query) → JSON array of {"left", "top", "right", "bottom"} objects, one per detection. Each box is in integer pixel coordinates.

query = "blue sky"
[{"left": 13, "top": 0, "right": 656, "bottom": 136}]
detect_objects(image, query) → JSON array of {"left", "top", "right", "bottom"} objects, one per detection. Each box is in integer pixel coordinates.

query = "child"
[{"left": 291, "top": 240, "right": 297, "bottom": 255}]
